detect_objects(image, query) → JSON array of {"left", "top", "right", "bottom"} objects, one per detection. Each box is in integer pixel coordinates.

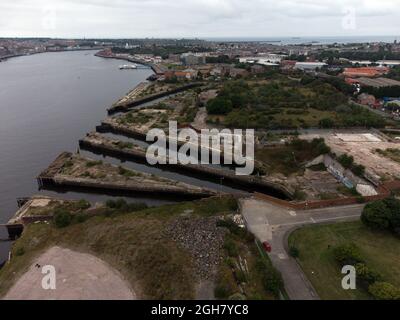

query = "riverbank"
[{"left": 0, "top": 48, "right": 101, "bottom": 63}]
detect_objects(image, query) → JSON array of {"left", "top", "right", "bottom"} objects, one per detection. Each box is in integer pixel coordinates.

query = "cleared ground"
[
  {"left": 3, "top": 246, "right": 135, "bottom": 300},
  {"left": 289, "top": 221, "right": 400, "bottom": 300},
  {"left": 300, "top": 131, "right": 400, "bottom": 181}
]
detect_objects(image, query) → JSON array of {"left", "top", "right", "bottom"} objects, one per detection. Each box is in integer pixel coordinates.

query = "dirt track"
[{"left": 3, "top": 246, "right": 136, "bottom": 300}]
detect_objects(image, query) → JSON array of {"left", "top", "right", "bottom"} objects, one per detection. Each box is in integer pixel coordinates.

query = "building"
[
  {"left": 358, "top": 93, "right": 376, "bottom": 106},
  {"left": 342, "top": 66, "right": 390, "bottom": 78},
  {"left": 280, "top": 60, "right": 297, "bottom": 71},
  {"left": 250, "top": 64, "right": 266, "bottom": 74},
  {"left": 228, "top": 67, "right": 249, "bottom": 78},
  {"left": 350, "top": 77, "right": 400, "bottom": 88},
  {"left": 164, "top": 69, "right": 198, "bottom": 81},
  {"left": 181, "top": 53, "right": 206, "bottom": 65},
  {"left": 294, "top": 62, "right": 327, "bottom": 71},
  {"left": 239, "top": 53, "right": 285, "bottom": 65},
  {"left": 376, "top": 60, "right": 400, "bottom": 67}
]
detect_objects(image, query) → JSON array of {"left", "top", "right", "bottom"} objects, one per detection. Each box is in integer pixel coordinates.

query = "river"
[{"left": 0, "top": 50, "right": 159, "bottom": 261}]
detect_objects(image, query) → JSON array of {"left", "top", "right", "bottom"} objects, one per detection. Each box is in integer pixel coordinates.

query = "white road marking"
[
  {"left": 289, "top": 210, "right": 297, "bottom": 217},
  {"left": 310, "top": 217, "right": 316, "bottom": 224}
]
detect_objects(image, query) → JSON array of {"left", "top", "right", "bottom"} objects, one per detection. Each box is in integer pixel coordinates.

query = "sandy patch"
[{"left": 3, "top": 246, "right": 135, "bottom": 300}]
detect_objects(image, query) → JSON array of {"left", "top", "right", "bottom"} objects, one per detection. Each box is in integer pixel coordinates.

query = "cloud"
[{"left": 0, "top": 0, "right": 399, "bottom": 38}]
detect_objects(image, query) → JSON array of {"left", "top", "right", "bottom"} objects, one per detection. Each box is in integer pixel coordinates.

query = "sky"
[{"left": 0, "top": 0, "right": 399, "bottom": 39}]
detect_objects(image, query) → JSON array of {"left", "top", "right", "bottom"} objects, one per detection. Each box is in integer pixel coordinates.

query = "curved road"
[{"left": 240, "top": 198, "right": 365, "bottom": 300}]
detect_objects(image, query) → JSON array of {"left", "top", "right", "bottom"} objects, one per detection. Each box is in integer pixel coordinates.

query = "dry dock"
[
  {"left": 79, "top": 132, "right": 292, "bottom": 199},
  {"left": 107, "top": 83, "right": 202, "bottom": 115},
  {"left": 37, "top": 152, "right": 216, "bottom": 198}
]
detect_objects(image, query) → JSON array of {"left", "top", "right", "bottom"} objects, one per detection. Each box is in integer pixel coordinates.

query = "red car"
[{"left": 262, "top": 241, "right": 272, "bottom": 253}]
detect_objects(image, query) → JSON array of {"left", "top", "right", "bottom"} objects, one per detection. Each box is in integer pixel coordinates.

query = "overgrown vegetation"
[
  {"left": 205, "top": 78, "right": 385, "bottom": 129},
  {"left": 256, "top": 138, "right": 330, "bottom": 176},
  {"left": 214, "top": 220, "right": 282, "bottom": 300}
]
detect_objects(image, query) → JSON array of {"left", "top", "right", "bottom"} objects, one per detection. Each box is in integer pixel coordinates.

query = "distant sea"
[{"left": 205, "top": 36, "right": 399, "bottom": 45}]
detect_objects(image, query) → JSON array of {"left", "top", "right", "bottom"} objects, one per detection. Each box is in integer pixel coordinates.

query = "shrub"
[
  {"left": 76, "top": 199, "right": 91, "bottom": 210},
  {"left": 214, "top": 264, "right": 237, "bottom": 299},
  {"left": 255, "top": 258, "right": 284, "bottom": 298},
  {"left": 368, "top": 282, "right": 400, "bottom": 300},
  {"left": 355, "top": 263, "right": 382, "bottom": 288},
  {"left": 333, "top": 243, "right": 363, "bottom": 266},
  {"left": 86, "top": 160, "right": 102, "bottom": 167},
  {"left": 224, "top": 238, "right": 239, "bottom": 257},
  {"left": 15, "top": 247, "right": 25, "bottom": 256},
  {"left": 53, "top": 209, "right": 72, "bottom": 228},
  {"left": 361, "top": 200, "right": 393, "bottom": 230},
  {"left": 337, "top": 154, "right": 354, "bottom": 169},
  {"left": 75, "top": 213, "right": 89, "bottom": 224}
]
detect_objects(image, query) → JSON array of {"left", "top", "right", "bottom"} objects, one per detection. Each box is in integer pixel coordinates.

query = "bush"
[
  {"left": 105, "top": 199, "right": 148, "bottom": 213},
  {"left": 333, "top": 243, "right": 363, "bottom": 266},
  {"left": 337, "top": 154, "right": 354, "bottom": 169},
  {"left": 255, "top": 258, "right": 284, "bottom": 297},
  {"left": 214, "top": 264, "right": 237, "bottom": 299},
  {"left": 355, "top": 263, "right": 382, "bottom": 287},
  {"left": 75, "top": 213, "right": 89, "bottom": 224},
  {"left": 224, "top": 238, "right": 239, "bottom": 257},
  {"left": 15, "top": 247, "right": 25, "bottom": 256},
  {"left": 53, "top": 209, "right": 72, "bottom": 228},
  {"left": 368, "top": 282, "right": 400, "bottom": 300},
  {"left": 76, "top": 199, "right": 91, "bottom": 210},
  {"left": 361, "top": 200, "right": 393, "bottom": 230}
]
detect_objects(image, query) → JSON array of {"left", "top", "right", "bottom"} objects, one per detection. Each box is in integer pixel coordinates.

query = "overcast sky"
[{"left": 1, "top": 0, "right": 399, "bottom": 38}]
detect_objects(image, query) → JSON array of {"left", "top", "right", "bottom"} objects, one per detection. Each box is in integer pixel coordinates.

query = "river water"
[{"left": 0, "top": 50, "right": 159, "bottom": 260}]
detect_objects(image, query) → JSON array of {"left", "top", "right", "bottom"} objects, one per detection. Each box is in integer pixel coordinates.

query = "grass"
[
  {"left": 0, "top": 196, "right": 241, "bottom": 299},
  {"left": 288, "top": 221, "right": 400, "bottom": 300}
]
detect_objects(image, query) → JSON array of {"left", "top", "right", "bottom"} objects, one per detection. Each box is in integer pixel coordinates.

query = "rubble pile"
[{"left": 165, "top": 216, "right": 226, "bottom": 279}]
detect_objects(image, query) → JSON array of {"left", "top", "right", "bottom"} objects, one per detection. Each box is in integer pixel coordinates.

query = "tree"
[
  {"left": 361, "top": 200, "right": 393, "bottom": 230},
  {"left": 206, "top": 97, "right": 233, "bottom": 115},
  {"left": 368, "top": 282, "right": 400, "bottom": 300}
]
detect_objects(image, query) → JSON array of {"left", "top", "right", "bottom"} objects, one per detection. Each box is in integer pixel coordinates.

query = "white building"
[
  {"left": 377, "top": 60, "right": 400, "bottom": 67},
  {"left": 239, "top": 53, "right": 287, "bottom": 65},
  {"left": 294, "top": 62, "right": 327, "bottom": 71}
]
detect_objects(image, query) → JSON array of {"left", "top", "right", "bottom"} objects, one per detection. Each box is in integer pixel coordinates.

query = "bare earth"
[{"left": 3, "top": 246, "right": 136, "bottom": 300}]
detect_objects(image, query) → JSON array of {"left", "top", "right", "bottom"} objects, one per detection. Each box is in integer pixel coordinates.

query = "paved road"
[{"left": 240, "top": 198, "right": 365, "bottom": 300}]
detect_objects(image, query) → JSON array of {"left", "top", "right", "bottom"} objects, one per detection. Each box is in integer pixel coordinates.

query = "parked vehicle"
[{"left": 262, "top": 241, "right": 272, "bottom": 253}]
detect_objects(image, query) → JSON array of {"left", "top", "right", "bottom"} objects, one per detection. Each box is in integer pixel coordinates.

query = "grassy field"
[
  {"left": 0, "top": 196, "right": 275, "bottom": 300},
  {"left": 289, "top": 221, "right": 400, "bottom": 300}
]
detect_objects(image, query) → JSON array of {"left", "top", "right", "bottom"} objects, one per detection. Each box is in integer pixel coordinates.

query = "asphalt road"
[{"left": 240, "top": 198, "right": 365, "bottom": 300}]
